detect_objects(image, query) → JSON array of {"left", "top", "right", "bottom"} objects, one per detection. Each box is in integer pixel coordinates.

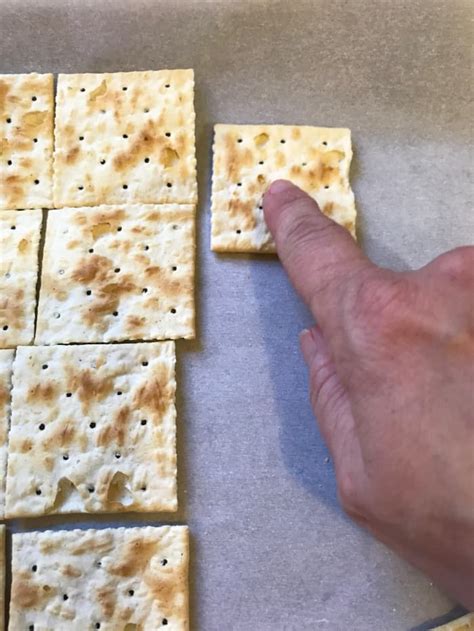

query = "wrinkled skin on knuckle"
[
  {"left": 432, "top": 246, "right": 474, "bottom": 286},
  {"left": 275, "top": 202, "right": 339, "bottom": 257},
  {"left": 344, "top": 272, "right": 418, "bottom": 351},
  {"left": 308, "top": 356, "right": 339, "bottom": 413},
  {"left": 337, "top": 469, "right": 371, "bottom": 521}
]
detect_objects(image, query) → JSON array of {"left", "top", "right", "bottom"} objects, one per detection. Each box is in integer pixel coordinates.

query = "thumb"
[{"left": 300, "top": 326, "right": 363, "bottom": 497}]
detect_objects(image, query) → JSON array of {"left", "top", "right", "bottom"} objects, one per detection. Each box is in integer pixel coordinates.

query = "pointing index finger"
[{"left": 263, "top": 180, "right": 371, "bottom": 333}]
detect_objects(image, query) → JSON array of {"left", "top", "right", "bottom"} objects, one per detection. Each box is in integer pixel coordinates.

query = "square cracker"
[
  {"left": 211, "top": 123, "right": 357, "bottom": 253},
  {"left": 10, "top": 525, "right": 189, "bottom": 630},
  {"left": 53, "top": 70, "right": 197, "bottom": 207},
  {"left": 5, "top": 341, "right": 177, "bottom": 518},
  {"left": 433, "top": 614, "right": 474, "bottom": 631},
  {"left": 0, "top": 73, "right": 54, "bottom": 209},
  {"left": 0, "top": 350, "right": 14, "bottom": 519},
  {"left": 35, "top": 203, "right": 195, "bottom": 344},
  {"left": 0, "top": 209, "right": 43, "bottom": 347}
]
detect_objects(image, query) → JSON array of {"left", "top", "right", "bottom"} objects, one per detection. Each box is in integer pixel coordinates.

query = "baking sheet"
[{"left": 1, "top": 0, "right": 473, "bottom": 629}]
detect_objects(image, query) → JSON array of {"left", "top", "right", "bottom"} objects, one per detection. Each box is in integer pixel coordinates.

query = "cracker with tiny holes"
[
  {"left": 0, "top": 209, "right": 43, "bottom": 347},
  {"left": 35, "top": 203, "right": 195, "bottom": 344},
  {"left": 5, "top": 341, "right": 177, "bottom": 518},
  {"left": 0, "top": 73, "right": 54, "bottom": 209},
  {"left": 433, "top": 614, "right": 474, "bottom": 631},
  {"left": 53, "top": 70, "right": 197, "bottom": 207},
  {"left": 10, "top": 525, "right": 189, "bottom": 630},
  {"left": 211, "top": 124, "right": 357, "bottom": 253},
  {"left": 0, "top": 350, "right": 14, "bottom": 518}
]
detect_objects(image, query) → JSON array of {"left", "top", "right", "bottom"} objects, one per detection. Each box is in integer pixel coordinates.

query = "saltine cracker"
[
  {"left": 6, "top": 342, "right": 177, "bottom": 518},
  {"left": 10, "top": 525, "right": 189, "bottom": 630},
  {"left": 35, "top": 204, "right": 195, "bottom": 344},
  {"left": 0, "top": 350, "right": 14, "bottom": 518},
  {"left": 0, "top": 209, "right": 43, "bottom": 347},
  {"left": 211, "top": 123, "right": 356, "bottom": 253},
  {"left": 0, "top": 73, "right": 54, "bottom": 209},
  {"left": 53, "top": 70, "right": 196, "bottom": 207}
]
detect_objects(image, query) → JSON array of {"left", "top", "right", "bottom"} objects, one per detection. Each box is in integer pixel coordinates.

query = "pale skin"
[{"left": 263, "top": 179, "right": 474, "bottom": 608}]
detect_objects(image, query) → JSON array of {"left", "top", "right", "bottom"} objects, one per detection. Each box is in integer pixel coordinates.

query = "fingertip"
[
  {"left": 267, "top": 179, "right": 296, "bottom": 195},
  {"left": 263, "top": 179, "right": 308, "bottom": 234}
]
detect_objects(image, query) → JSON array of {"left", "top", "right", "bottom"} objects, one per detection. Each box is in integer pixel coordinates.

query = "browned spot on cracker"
[
  {"left": 323, "top": 202, "right": 335, "bottom": 216},
  {"left": 71, "top": 255, "right": 111, "bottom": 284},
  {"left": 50, "top": 421, "right": 76, "bottom": 448},
  {"left": 81, "top": 280, "right": 136, "bottom": 328},
  {"left": 67, "top": 368, "right": 114, "bottom": 412},
  {"left": 21, "top": 111, "right": 47, "bottom": 128},
  {"left": 62, "top": 564, "right": 82, "bottom": 578},
  {"left": 0, "top": 80, "right": 9, "bottom": 110},
  {"left": 254, "top": 132, "right": 269, "bottom": 147},
  {"left": 275, "top": 151, "right": 286, "bottom": 168},
  {"left": 91, "top": 208, "right": 126, "bottom": 225},
  {"left": 20, "top": 439, "right": 33, "bottom": 453},
  {"left": 113, "top": 405, "right": 130, "bottom": 446},
  {"left": 145, "top": 572, "right": 183, "bottom": 618},
  {"left": 110, "top": 538, "right": 157, "bottom": 577},
  {"left": 133, "top": 366, "right": 172, "bottom": 415},
  {"left": 0, "top": 174, "right": 25, "bottom": 208},
  {"left": 0, "top": 384, "right": 8, "bottom": 410},
  {"left": 89, "top": 80, "right": 107, "bottom": 102},
  {"left": 26, "top": 382, "right": 57, "bottom": 404},
  {"left": 43, "top": 454, "right": 54, "bottom": 472},
  {"left": 97, "top": 585, "right": 117, "bottom": 618},
  {"left": 12, "top": 574, "right": 55, "bottom": 608},
  {"left": 91, "top": 222, "right": 113, "bottom": 240},
  {"left": 19, "top": 157, "right": 32, "bottom": 169},
  {"left": 113, "top": 121, "right": 165, "bottom": 172},
  {"left": 161, "top": 147, "right": 179, "bottom": 168},
  {"left": 64, "top": 145, "right": 80, "bottom": 165},
  {"left": 69, "top": 533, "right": 114, "bottom": 556},
  {"left": 126, "top": 315, "right": 146, "bottom": 330},
  {"left": 227, "top": 199, "right": 257, "bottom": 231},
  {"left": 18, "top": 238, "right": 29, "bottom": 254},
  {"left": 0, "top": 288, "right": 26, "bottom": 329}
]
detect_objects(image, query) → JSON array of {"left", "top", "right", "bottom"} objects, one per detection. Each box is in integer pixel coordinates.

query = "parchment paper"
[{"left": 1, "top": 1, "right": 473, "bottom": 629}]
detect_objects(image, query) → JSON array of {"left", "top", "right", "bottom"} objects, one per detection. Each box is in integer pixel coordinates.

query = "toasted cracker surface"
[
  {"left": 6, "top": 342, "right": 177, "bottom": 517},
  {"left": 0, "top": 73, "right": 54, "bottom": 209},
  {"left": 0, "top": 209, "right": 42, "bottom": 347},
  {"left": 53, "top": 70, "right": 196, "bottom": 207},
  {"left": 10, "top": 525, "right": 189, "bottom": 630},
  {"left": 35, "top": 204, "right": 195, "bottom": 344},
  {"left": 0, "top": 350, "right": 14, "bottom": 518},
  {"left": 211, "top": 123, "right": 356, "bottom": 252}
]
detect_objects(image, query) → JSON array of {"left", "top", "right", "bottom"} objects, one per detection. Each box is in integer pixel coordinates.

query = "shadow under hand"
[{"left": 249, "top": 254, "right": 340, "bottom": 512}]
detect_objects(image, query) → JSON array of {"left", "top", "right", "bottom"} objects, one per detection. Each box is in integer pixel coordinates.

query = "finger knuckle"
[
  {"left": 348, "top": 274, "right": 411, "bottom": 338},
  {"left": 309, "top": 364, "right": 347, "bottom": 421},
  {"left": 276, "top": 203, "right": 339, "bottom": 252},
  {"left": 434, "top": 246, "right": 474, "bottom": 285},
  {"left": 337, "top": 472, "right": 367, "bottom": 518}
]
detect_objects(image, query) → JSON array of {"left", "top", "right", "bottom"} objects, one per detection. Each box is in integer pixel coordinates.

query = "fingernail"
[
  {"left": 268, "top": 179, "right": 294, "bottom": 195},
  {"left": 300, "top": 328, "right": 318, "bottom": 366}
]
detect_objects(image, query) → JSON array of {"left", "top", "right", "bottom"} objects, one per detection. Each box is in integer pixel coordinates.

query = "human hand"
[{"left": 263, "top": 180, "right": 474, "bottom": 608}]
